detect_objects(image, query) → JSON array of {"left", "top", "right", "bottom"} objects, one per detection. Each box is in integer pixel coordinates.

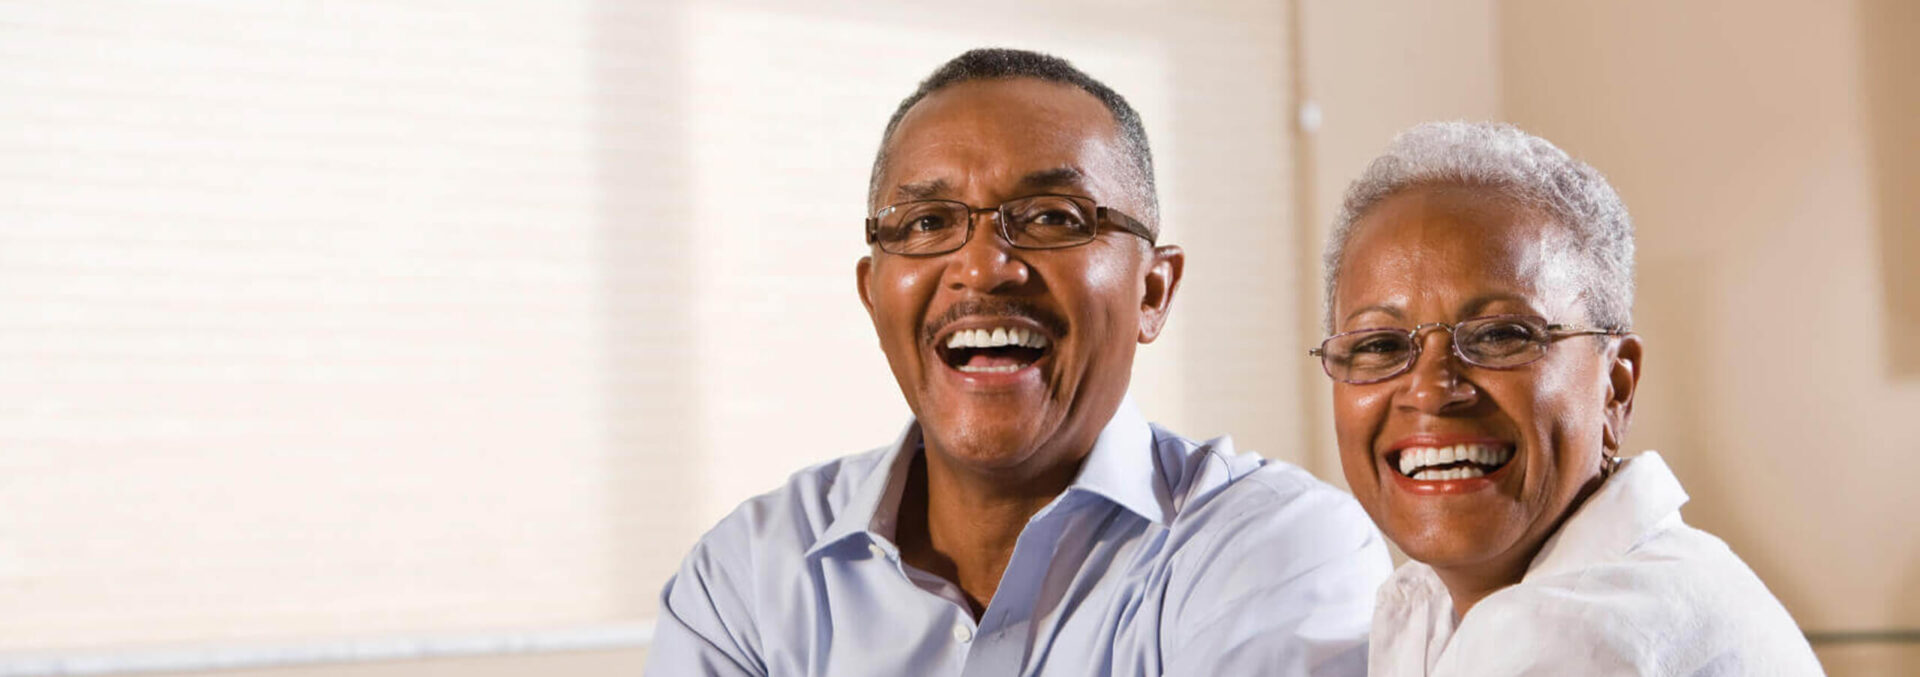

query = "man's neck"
[{"left": 895, "top": 445, "right": 1086, "bottom": 618}]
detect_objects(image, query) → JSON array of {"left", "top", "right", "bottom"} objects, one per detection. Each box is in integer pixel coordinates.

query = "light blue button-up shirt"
[{"left": 645, "top": 400, "right": 1390, "bottom": 676}]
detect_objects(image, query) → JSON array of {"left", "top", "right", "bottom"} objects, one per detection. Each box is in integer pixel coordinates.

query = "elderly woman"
[{"left": 1314, "top": 122, "right": 1823, "bottom": 674}]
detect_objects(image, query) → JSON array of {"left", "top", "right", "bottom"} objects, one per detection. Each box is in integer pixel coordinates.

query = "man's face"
[{"left": 857, "top": 78, "right": 1182, "bottom": 479}]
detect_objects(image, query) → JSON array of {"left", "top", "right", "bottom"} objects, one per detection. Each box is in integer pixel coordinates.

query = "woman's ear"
[
  {"left": 1602, "top": 334, "right": 1644, "bottom": 450},
  {"left": 1138, "top": 245, "right": 1185, "bottom": 343}
]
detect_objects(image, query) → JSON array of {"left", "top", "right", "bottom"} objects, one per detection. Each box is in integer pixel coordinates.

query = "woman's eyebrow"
[
  {"left": 1342, "top": 304, "right": 1405, "bottom": 326},
  {"left": 1458, "top": 292, "right": 1536, "bottom": 318}
]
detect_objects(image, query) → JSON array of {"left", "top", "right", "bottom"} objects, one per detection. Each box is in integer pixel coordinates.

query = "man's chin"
[{"left": 920, "top": 416, "right": 1051, "bottom": 472}]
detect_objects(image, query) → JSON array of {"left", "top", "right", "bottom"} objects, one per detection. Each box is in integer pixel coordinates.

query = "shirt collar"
[
  {"left": 1059, "top": 397, "right": 1167, "bottom": 525},
  {"left": 805, "top": 421, "right": 920, "bottom": 558},
  {"left": 1525, "top": 451, "right": 1690, "bottom": 580},
  {"left": 804, "top": 396, "right": 1166, "bottom": 559}
]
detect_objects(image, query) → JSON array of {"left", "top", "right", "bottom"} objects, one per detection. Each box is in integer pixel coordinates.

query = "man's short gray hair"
[{"left": 1321, "top": 121, "right": 1635, "bottom": 333}]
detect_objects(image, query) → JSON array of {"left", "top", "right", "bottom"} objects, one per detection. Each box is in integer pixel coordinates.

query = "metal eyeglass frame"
[
  {"left": 1307, "top": 314, "right": 1629, "bottom": 385},
  {"left": 864, "top": 193, "right": 1156, "bottom": 256}
]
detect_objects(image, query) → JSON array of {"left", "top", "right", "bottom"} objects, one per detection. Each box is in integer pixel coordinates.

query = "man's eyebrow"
[
  {"left": 893, "top": 179, "right": 951, "bottom": 202},
  {"left": 891, "top": 168, "right": 1087, "bottom": 203},
  {"left": 1018, "top": 167, "right": 1088, "bottom": 192}
]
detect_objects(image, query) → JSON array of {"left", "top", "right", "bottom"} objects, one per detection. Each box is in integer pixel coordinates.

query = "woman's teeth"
[
  {"left": 1413, "top": 466, "right": 1485, "bottom": 481},
  {"left": 1398, "top": 443, "right": 1513, "bottom": 480}
]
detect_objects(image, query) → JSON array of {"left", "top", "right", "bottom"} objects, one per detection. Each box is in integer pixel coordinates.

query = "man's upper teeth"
[
  {"left": 1397, "top": 443, "right": 1513, "bottom": 476},
  {"left": 945, "top": 327, "right": 1048, "bottom": 349}
]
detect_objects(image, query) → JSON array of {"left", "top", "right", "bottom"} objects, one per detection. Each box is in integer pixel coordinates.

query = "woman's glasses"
[{"left": 1310, "top": 315, "right": 1627, "bottom": 384}]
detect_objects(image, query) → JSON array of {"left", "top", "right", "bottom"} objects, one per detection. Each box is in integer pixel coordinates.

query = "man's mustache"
[{"left": 922, "top": 299, "right": 1068, "bottom": 345}]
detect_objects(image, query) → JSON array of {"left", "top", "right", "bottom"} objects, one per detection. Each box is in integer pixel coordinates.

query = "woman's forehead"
[{"left": 1335, "top": 187, "right": 1587, "bottom": 324}]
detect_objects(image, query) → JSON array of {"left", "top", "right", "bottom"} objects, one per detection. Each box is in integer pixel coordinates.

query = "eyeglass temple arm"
[
  {"left": 1098, "top": 207, "right": 1156, "bottom": 245},
  {"left": 1547, "top": 324, "right": 1631, "bottom": 336}
]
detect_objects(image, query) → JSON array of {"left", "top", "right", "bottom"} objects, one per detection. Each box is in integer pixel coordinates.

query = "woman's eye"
[
  {"left": 1474, "top": 324, "right": 1536, "bottom": 344},
  {"left": 1464, "top": 322, "right": 1542, "bottom": 357},
  {"left": 1352, "top": 336, "right": 1407, "bottom": 354}
]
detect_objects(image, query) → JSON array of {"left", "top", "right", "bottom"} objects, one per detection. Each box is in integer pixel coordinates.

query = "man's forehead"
[
  {"left": 878, "top": 78, "right": 1132, "bottom": 205},
  {"left": 894, "top": 167, "right": 1094, "bottom": 201}
]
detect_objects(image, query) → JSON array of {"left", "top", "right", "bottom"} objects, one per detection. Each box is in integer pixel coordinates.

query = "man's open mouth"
[
  {"left": 1390, "top": 443, "right": 1515, "bottom": 481},
  {"left": 936, "top": 326, "right": 1051, "bottom": 374}
]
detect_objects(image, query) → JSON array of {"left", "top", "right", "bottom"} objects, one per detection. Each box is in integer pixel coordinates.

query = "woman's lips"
[{"left": 1384, "top": 436, "right": 1517, "bottom": 494}]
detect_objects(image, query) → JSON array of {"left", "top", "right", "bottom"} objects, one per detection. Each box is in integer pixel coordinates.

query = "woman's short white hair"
[{"left": 1322, "top": 121, "right": 1635, "bottom": 333}]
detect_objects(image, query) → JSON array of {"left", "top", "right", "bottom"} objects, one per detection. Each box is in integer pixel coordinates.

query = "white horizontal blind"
[{"left": 0, "top": 0, "right": 654, "bottom": 651}]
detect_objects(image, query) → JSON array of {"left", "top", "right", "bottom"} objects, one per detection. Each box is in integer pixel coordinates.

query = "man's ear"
[
  {"left": 856, "top": 255, "right": 876, "bottom": 318},
  {"left": 1602, "top": 334, "right": 1644, "bottom": 450},
  {"left": 1137, "top": 245, "right": 1185, "bottom": 344}
]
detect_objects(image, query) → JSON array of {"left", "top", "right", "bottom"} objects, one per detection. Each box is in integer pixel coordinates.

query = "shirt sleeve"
[
  {"left": 1158, "top": 476, "right": 1392, "bottom": 677},
  {"left": 643, "top": 528, "right": 767, "bottom": 677}
]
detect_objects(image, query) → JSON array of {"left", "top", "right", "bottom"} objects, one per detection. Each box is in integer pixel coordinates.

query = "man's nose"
[
  {"left": 947, "top": 212, "right": 1030, "bottom": 292},
  {"left": 1399, "top": 330, "right": 1478, "bottom": 414}
]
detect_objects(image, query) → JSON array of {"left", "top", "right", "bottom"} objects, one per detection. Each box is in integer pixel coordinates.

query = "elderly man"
[{"left": 645, "top": 48, "right": 1388, "bottom": 677}]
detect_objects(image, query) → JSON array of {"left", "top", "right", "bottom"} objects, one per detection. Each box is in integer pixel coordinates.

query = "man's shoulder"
[
  {"left": 1149, "top": 424, "right": 1385, "bottom": 577},
  {"left": 688, "top": 444, "right": 894, "bottom": 560},
  {"left": 1149, "top": 424, "right": 1365, "bottom": 527}
]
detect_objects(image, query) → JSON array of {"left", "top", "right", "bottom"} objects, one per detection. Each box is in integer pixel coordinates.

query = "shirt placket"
[
  {"left": 957, "top": 497, "right": 1075, "bottom": 677},
  {"left": 856, "top": 536, "right": 974, "bottom": 676}
]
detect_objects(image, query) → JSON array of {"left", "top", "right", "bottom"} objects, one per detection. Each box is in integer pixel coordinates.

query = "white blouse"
[{"left": 1369, "top": 452, "right": 1824, "bottom": 676}]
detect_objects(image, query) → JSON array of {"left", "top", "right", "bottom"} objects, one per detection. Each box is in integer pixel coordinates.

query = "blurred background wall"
[{"left": 1, "top": 0, "right": 1912, "bottom": 675}]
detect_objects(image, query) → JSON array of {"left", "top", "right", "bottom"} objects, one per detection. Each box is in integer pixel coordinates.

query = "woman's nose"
[{"left": 1400, "top": 330, "right": 1478, "bottom": 413}]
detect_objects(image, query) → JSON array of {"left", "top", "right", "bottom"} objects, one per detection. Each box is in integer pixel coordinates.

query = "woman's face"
[{"left": 1329, "top": 185, "right": 1640, "bottom": 573}]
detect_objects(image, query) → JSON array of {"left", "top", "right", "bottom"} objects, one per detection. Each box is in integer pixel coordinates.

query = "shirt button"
[
  {"left": 867, "top": 543, "right": 888, "bottom": 560},
  {"left": 952, "top": 623, "right": 973, "bottom": 643}
]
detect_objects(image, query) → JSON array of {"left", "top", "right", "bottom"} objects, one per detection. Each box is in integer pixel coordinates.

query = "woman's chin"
[{"left": 1385, "top": 512, "right": 1520, "bottom": 571}]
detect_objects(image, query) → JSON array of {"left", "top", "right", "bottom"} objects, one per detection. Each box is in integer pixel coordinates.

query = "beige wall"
[{"left": 1863, "top": 0, "right": 1920, "bottom": 378}]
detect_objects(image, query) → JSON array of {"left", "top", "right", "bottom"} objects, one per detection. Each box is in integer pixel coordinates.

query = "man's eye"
[
  {"left": 1027, "top": 209, "right": 1086, "bottom": 228},
  {"left": 907, "top": 214, "right": 952, "bottom": 232}
]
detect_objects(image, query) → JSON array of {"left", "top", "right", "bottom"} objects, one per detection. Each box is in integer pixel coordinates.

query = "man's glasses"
[
  {"left": 1309, "top": 315, "right": 1627, "bottom": 384},
  {"left": 865, "top": 194, "right": 1155, "bottom": 256}
]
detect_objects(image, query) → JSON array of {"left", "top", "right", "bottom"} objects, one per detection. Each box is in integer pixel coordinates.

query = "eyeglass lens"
[{"left": 1320, "top": 316, "right": 1553, "bottom": 383}]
